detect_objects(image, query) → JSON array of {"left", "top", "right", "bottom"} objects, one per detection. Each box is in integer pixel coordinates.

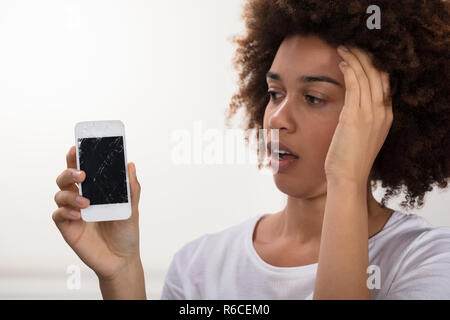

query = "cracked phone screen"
[{"left": 78, "top": 136, "right": 128, "bottom": 205}]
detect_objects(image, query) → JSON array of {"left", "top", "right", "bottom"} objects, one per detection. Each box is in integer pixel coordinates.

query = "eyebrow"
[{"left": 266, "top": 71, "right": 342, "bottom": 87}]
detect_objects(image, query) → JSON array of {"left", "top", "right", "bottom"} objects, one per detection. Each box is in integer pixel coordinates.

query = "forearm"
[
  {"left": 313, "top": 179, "right": 370, "bottom": 299},
  {"left": 99, "top": 257, "right": 147, "bottom": 300}
]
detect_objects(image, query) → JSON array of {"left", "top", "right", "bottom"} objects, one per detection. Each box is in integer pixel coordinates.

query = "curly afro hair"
[{"left": 226, "top": 0, "right": 450, "bottom": 210}]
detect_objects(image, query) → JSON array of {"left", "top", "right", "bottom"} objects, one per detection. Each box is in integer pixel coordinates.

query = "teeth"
[
  {"left": 272, "top": 149, "right": 291, "bottom": 155},
  {"left": 270, "top": 149, "right": 290, "bottom": 160}
]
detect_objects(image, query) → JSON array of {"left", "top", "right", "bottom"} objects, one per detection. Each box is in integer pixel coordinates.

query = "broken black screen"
[{"left": 78, "top": 136, "right": 128, "bottom": 205}]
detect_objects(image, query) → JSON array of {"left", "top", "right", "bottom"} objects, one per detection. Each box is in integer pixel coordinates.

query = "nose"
[{"left": 268, "top": 96, "right": 296, "bottom": 134}]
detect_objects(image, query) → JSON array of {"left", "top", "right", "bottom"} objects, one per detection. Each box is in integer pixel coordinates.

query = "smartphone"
[{"left": 74, "top": 120, "right": 132, "bottom": 222}]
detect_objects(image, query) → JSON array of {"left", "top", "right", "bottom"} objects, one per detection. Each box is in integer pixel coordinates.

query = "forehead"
[{"left": 270, "top": 35, "right": 340, "bottom": 74}]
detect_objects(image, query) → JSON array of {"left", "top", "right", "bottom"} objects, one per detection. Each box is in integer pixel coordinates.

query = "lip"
[
  {"left": 266, "top": 140, "right": 300, "bottom": 173},
  {"left": 266, "top": 141, "right": 299, "bottom": 158},
  {"left": 269, "top": 155, "right": 298, "bottom": 172}
]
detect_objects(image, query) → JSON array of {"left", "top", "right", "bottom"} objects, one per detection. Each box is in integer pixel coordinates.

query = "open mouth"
[
  {"left": 267, "top": 141, "right": 300, "bottom": 160},
  {"left": 272, "top": 149, "right": 299, "bottom": 161}
]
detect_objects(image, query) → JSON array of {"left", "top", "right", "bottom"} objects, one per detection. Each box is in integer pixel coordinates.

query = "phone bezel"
[{"left": 74, "top": 120, "right": 132, "bottom": 222}]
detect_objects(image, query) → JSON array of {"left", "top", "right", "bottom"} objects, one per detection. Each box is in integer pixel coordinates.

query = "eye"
[
  {"left": 267, "top": 90, "right": 283, "bottom": 101},
  {"left": 304, "top": 94, "right": 325, "bottom": 105}
]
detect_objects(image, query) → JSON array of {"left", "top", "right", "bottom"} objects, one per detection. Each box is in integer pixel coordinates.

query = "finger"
[
  {"left": 349, "top": 47, "right": 385, "bottom": 108},
  {"left": 337, "top": 46, "right": 372, "bottom": 114},
  {"left": 380, "top": 72, "right": 392, "bottom": 105},
  {"left": 380, "top": 72, "right": 394, "bottom": 123},
  {"left": 54, "top": 190, "right": 90, "bottom": 209},
  {"left": 56, "top": 168, "right": 86, "bottom": 191},
  {"left": 52, "top": 207, "right": 81, "bottom": 224},
  {"left": 128, "top": 162, "right": 141, "bottom": 219},
  {"left": 66, "top": 145, "right": 77, "bottom": 169},
  {"left": 338, "top": 60, "right": 360, "bottom": 115}
]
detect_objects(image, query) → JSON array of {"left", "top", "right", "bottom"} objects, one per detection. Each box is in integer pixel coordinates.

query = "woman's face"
[{"left": 263, "top": 34, "right": 346, "bottom": 198}]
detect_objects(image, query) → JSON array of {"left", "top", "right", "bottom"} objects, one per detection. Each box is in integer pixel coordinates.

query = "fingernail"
[
  {"left": 72, "top": 170, "right": 82, "bottom": 180},
  {"left": 76, "top": 196, "right": 87, "bottom": 206},
  {"left": 340, "top": 61, "right": 348, "bottom": 67},
  {"left": 339, "top": 45, "right": 349, "bottom": 52},
  {"left": 69, "top": 210, "right": 80, "bottom": 217},
  {"left": 133, "top": 164, "right": 137, "bottom": 179}
]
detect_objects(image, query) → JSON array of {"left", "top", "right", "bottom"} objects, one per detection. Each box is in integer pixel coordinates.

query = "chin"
[{"left": 272, "top": 172, "right": 326, "bottom": 199}]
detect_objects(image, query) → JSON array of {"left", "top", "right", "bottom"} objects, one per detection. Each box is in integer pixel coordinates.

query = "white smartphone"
[{"left": 74, "top": 120, "right": 132, "bottom": 222}]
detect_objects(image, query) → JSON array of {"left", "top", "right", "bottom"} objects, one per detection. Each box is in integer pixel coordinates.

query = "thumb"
[{"left": 128, "top": 162, "right": 141, "bottom": 211}]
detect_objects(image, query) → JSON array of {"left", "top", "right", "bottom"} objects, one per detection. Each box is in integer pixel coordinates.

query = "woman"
[{"left": 52, "top": 0, "right": 450, "bottom": 299}]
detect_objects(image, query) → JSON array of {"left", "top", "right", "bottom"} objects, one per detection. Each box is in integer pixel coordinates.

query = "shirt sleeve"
[
  {"left": 384, "top": 227, "right": 450, "bottom": 299},
  {"left": 160, "top": 252, "right": 186, "bottom": 300}
]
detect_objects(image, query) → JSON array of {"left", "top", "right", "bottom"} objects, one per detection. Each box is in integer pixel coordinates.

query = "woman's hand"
[
  {"left": 315, "top": 46, "right": 392, "bottom": 299},
  {"left": 52, "top": 146, "right": 143, "bottom": 284},
  {"left": 324, "top": 46, "right": 393, "bottom": 185}
]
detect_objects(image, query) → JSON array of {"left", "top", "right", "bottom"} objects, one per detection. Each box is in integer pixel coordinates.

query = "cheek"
[
  {"left": 262, "top": 107, "right": 270, "bottom": 129},
  {"left": 302, "top": 119, "right": 337, "bottom": 161}
]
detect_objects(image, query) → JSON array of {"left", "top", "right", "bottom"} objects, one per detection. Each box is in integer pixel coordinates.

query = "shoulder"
[
  {"left": 379, "top": 211, "right": 450, "bottom": 299},
  {"left": 160, "top": 214, "right": 263, "bottom": 299},
  {"left": 382, "top": 211, "right": 450, "bottom": 247},
  {"left": 173, "top": 214, "right": 261, "bottom": 267},
  {"left": 398, "top": 214, "right": 450, "bottom": 266},
  {"left": 375, "top": 211, "right": 450, "bottom": 264}
]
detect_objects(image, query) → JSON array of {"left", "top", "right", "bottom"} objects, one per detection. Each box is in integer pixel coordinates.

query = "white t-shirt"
[{"left": 161, "top": 211, "right": 450, "bottom": 299}]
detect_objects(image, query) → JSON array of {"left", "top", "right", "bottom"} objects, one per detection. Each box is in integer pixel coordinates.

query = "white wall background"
[{"left": 0, "top": 0, "right": 448, "bottom": 299}]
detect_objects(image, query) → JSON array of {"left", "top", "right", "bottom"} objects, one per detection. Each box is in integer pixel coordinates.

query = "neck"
[{"left": 275, "top": 180, "right": 387, "bottom": 244}]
